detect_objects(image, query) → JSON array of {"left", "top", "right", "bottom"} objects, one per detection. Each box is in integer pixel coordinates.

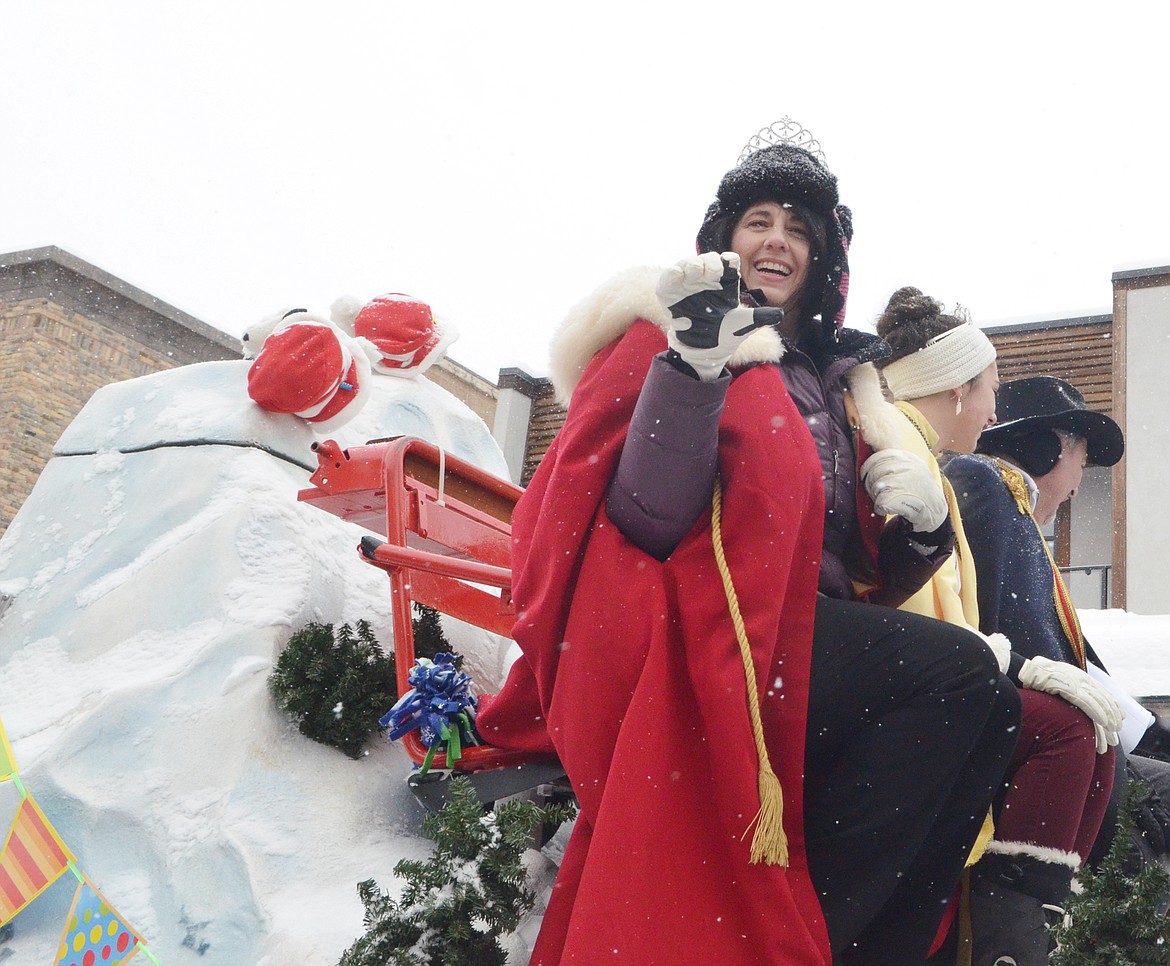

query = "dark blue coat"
[{"left": 943, "top": 453, "right": 1079, "bottom": 666}]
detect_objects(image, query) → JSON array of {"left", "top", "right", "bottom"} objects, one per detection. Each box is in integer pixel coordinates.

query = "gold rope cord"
[{"left": 710, "top": 477, "right": 789, "bottom": 866}]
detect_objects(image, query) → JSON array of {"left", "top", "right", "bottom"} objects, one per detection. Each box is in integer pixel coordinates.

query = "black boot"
[{"left": 969, "top": 852, "right": 1075, "bottom": 966}]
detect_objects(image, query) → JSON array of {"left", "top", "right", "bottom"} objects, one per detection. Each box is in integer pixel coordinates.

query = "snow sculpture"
[{"left": 0, "top": 326, "right": 515, "bottom": 962}]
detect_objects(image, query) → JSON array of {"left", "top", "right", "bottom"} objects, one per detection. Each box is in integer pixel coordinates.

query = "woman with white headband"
[{"left": 873, "top": 287, "right": 1121, "bottom": 965}]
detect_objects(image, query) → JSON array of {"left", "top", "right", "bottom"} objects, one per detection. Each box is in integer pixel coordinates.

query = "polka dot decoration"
[{"left": 55, "top": 877, "right": 140, "bottom": 966}]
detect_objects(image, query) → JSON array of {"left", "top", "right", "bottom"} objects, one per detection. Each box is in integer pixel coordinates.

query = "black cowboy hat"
[{"left": 977, "top": 376, "right": 1124, "bottom": 473}]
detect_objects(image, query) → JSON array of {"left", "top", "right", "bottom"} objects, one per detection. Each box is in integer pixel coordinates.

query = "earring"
[{"left": 954, "top": 393, "right": 963, "bottom": 416}]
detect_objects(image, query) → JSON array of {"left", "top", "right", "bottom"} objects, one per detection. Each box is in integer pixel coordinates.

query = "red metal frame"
[{"left": 299, "top": 436, "right": 544, "bottom": 772}]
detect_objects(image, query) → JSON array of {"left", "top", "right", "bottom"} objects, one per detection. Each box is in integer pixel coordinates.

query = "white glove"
[
  {"left": 1017, "top": 655, "right": 1124, "bottom": 754},
  {"left": 860, "top": 449, "right": 949, "bottom": 533},
  {"left": 657, "top": 253, "right": 783, "bottom": 382},
  {"left": 981, "top": 632, "right": 1012, "bottom": 676}
]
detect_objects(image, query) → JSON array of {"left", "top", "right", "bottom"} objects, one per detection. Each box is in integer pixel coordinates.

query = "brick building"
[{"left": 0, "top": 247, "right": 242, "bottom": 535}]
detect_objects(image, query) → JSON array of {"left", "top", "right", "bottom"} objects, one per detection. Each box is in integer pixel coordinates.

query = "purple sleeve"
[{"left": 605, "top": 354, "right": 728, "bottom": 560}]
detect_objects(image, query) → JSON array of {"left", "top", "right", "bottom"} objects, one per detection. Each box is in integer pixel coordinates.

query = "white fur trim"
[
  {"left": 984, "top": 840, "right": 1082, "bottom": 871},
  {"left": 549, "top": 267, "right": 669, "bottom": 404},
  {"left": 548, "top": 266, "right": 784, "bottom": 405},
  {"left": 845, "top": 362, "right": 907, "bottom": 453},
  {"left": 353, "top": 335, "right": 383, "bottom": 366},
  {"left": 730, "top": 326, "right": 786, "bottom": 372}
]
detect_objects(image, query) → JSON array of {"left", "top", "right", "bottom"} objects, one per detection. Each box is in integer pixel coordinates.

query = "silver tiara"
[{"left": 738, "top": 117, "right": 826, "bottom": 164}]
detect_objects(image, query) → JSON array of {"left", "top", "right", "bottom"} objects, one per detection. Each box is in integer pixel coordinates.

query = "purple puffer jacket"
[
  {"left": 607, "top": 328, "right": 952, "bottom": 603},
  {"left": 777, "top": 336, "right": 867, "bottom": 598}
]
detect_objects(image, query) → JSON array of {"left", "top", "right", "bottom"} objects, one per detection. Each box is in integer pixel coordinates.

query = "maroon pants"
[{"left": 997, "top": 688, "right": 1116, "bottom": 861}]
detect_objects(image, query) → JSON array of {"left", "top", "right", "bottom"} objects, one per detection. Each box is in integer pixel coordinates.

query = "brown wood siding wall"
[{"left": 986, "top": 320, "right": 1114, "bottom": 415}]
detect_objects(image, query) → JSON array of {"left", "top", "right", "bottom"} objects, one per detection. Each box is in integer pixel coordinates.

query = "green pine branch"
[
  {"left": 338, "top": 777, "right": 575, "bottom": 966},
  {"left": 1051, "top": 782, "right": 1170, "bottom": 964},
  {"left": 269, "top": 620, "right": 396, "bottom": 759}
]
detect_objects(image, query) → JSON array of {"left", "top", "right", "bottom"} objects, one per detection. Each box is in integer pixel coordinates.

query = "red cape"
[{"left": 478, "top": 321, "right": 830, "bottom": 964}]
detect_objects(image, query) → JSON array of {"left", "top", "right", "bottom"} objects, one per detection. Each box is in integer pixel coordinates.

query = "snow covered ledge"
[{"left": 1079, "top": 609, "right": 1170, "bottom": 715}]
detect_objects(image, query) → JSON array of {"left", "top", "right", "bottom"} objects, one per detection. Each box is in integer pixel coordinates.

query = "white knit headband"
[{"left": 882, "top": 322, "right": 997, "bottom": 400}]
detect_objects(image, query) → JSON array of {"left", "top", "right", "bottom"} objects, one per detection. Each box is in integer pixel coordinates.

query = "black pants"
[{"left": 803, "top": 597, "right": 1021, "bottom": 965}]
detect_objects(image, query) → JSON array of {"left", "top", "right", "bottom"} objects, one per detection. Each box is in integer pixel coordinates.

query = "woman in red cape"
[
  {"left": 480, "top": 127, "right": 1019, "bottom": 964},
  {"left": 480, "top": 289, "right": 830, "bottom": 963}
]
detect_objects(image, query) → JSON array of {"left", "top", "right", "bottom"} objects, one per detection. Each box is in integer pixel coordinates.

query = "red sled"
[{"left": 298, "top": 436, "right": 566, "bottom": 807}]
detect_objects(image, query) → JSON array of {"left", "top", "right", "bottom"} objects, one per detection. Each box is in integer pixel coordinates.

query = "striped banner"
[
  {"left": 0, "top": 796, "right": 73, "bottom": 925},
  {"left": 0, "top": 714, "right": 157, "bottom": 960}
]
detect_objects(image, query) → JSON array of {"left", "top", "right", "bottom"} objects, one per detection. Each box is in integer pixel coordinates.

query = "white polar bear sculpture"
[{"left": 0, "top": 356, "right": 518, "bottom": 965}]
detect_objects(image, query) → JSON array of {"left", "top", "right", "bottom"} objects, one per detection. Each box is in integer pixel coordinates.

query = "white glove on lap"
[
  {"left": 860, "top": 449, "right": 949, "bottom": 533},
  {"left": 1017, "top": 655, "right": 1124, "bottom": 754},
  {"left": 981, "top": 632, "right": 1013, "bottom": 676},
  {"left": 657, "top": 252, "right": 783, "bottom": 382}
]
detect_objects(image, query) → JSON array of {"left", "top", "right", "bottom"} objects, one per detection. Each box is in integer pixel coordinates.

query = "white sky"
[{"left": 5, "top": 1, "right": 1169, "bottom": 380}]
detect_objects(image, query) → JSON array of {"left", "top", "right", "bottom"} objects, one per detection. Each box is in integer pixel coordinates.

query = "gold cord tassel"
[{"left": 711, "top": 478, "right": 789, "bottom": 866}]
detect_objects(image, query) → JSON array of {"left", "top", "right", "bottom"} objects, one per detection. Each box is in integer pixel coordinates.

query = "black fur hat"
[
  {"left": 976, "top": 376, "right": 1124, "bottom": 475},
  {"left": 696, "top": 142, "right": 852, "bottom": 334}
]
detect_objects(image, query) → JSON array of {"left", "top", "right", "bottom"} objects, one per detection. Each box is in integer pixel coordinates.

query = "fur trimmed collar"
[
  {"left": 548, "top": 267, "right": 784, "bottom": 405},
  {"left": 845, "top": 361, "right": 907, "bottom": 453}
]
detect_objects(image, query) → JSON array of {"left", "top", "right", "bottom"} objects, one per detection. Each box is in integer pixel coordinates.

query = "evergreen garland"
[
  {"left": 268, "top": 608, "right": 464, "bottom": 760},
  {"left": 338, "top": 776, "right": 575, "bottom": 966},
  {"left": 411, "top": 603, "right": 461, "bottom": 667},
  {"left": 1051, "top": 782, "right": 1170, "bottom": 964},
  {"left": 269, "top": 620, "right": 396, "bottom": 759}
]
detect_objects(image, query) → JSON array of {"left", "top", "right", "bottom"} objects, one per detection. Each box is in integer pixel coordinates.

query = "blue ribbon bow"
[{"left": 380, "top": 653, "right": 479, "bottom": 774}]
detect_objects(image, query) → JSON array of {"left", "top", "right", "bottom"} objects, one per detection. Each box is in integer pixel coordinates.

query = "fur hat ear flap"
[{"left": 835, "top": 204, "right": 853, "bottom": 244}]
